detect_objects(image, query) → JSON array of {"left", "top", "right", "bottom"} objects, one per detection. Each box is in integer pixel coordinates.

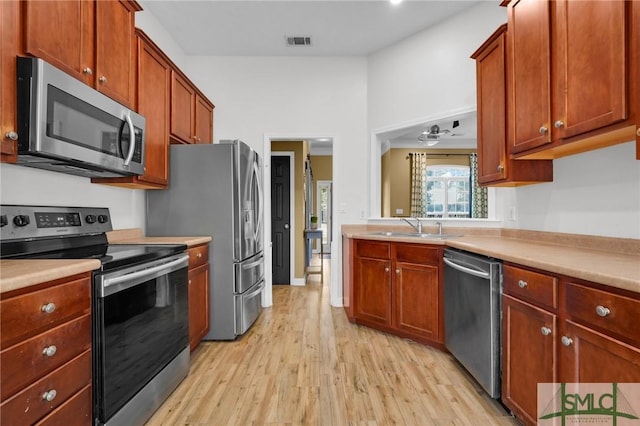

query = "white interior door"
[{"left": 316, "top": 180, "right": 332, "bottom": 253}]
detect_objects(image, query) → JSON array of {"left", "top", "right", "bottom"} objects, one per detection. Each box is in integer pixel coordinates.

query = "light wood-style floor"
[{"left": 147, "top": 256, "right": 518, "bottom": 425}]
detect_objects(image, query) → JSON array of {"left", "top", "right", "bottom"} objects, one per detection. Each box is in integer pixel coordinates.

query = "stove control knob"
[
  {"left": 13, "top": 215, "right": 30, "bottom": 227},
  {"left": 0, "top": 215, "right": 7, "bottom": 227},
  {"left": 97, "top": 215, "right": 109, "bottom": 224},
  {"left": 85, "top": 214, "right": 97, "bottom": 224}
]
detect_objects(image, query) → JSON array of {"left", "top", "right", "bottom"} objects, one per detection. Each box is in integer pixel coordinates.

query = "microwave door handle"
[{"left": 122, "top": 111, "right": 135, "bottom": 166}]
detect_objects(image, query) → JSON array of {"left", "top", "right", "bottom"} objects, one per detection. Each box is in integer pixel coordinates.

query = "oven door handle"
[
  {"left": 443, "top": 257, "right": 490, "bottom": 279},
  {"left": 100, "top": 254, "right": 189, "bottom": 297}
]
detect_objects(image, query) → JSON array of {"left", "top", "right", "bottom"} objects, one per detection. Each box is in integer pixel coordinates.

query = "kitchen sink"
[{"left": 367, "top": 231, "right": 463, "bottom": 239}]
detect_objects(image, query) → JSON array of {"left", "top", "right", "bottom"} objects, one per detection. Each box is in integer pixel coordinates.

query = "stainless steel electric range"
[{"left": 0, "top": 205, "right": 190, "bottom": 426}]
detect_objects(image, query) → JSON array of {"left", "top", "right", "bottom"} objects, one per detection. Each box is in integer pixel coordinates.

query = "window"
[{"left": 425, "top": 165, "right": 470, "bottom": 218}]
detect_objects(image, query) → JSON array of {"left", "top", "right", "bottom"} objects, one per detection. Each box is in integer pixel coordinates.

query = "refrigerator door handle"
[{"left": 253, "top": 159, "right": 263, "bottom": 244}]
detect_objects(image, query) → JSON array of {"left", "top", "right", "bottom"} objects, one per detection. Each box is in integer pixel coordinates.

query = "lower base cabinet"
[
  {"left": 0, "top": 273, "right": 93, "bottom": 425},
  {"left": 187, "top": 244, "right": 210, "bottom": 351},
  {"left": 502, "top": 264, "right": 640, "bottom": 426},
  {"left": 352, "top": 239, "right": 443, "bottom": 347}
]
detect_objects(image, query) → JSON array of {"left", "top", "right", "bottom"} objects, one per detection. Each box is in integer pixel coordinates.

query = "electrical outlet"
[
  {"left": 509, "top": 206, "right": 517, "bottom": 221},
  {"left": 395, "top": 208, "right": 404, "bottom": 215}
]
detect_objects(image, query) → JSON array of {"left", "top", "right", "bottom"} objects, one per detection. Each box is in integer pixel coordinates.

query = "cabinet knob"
[
  {"left": 539, "top": 126, "right": 548, "bottom": 135},
  {"left": 636, "top": 127, "right": 640, "bottom": 137},
  {"left": 384, "top": 267, "right": 390, "bottom": 272},
  {"left": 43, "top": 345, "right": 57, "bottom": 357},
  {"left": 99, "top": 76, "right": 107, "bottom": 83},
  {"left": 189, "top": 280, "right": 192, "bottom": 285},
  {"left": 497, "top": 164, "right": 504, "bottom": 172},
  {"left": 540, "top": 326, "right": 552, "bottom": 336},
  {"left": 395, "top": 269, "right": 400, "bottom": 274},
  {"left": 41, "top": 302, "right": 56, "bottom": 314},
  {"left": 4, "top": 131, "right": 18, "bottom": 141},
  {"left": 554, "top": 120, "right": 565, "bottom": 129},
  {"left": 518, "top": 280, "right": 527, "bottom": 289},
  {"left": 42, "top": 390, "right": 57, "bottom": 402},
  {"left": 83, "top": 67, "right": 93, "bottom": 75},
  {"left": 561, "top": 336, "right": 573, "bottom": 347},
  {"left": 197, "top": 253, "right": 202, "bottom": 259},
  {"left": 595, "top": 305, "right": 611, "bottom": 317}
]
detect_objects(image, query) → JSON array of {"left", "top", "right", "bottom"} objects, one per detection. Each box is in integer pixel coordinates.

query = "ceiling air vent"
[{"left": 286, "top": 36, "right": 312, "bottom": 46}]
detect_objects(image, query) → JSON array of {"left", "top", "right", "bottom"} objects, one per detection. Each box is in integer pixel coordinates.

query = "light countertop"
[{"left": 344, "top": 226, "right": 640, "bottom": 295}]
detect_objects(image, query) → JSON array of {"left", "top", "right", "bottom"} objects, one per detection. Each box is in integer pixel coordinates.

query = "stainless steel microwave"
[{"left": 16, "top": 57, "right": 145, "bottom": 178}]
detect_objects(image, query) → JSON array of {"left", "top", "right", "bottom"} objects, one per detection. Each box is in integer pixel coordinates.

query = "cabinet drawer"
[
  {"left": 395, "top": 244, "right": 439, "bottom": 264},
  {"left": 1, "top": 350, "right": 91, "bottom": 426},
  {"left": 503, "top": 264, "right": 558, "bottom": 310},
  {"left": 35, "top": 384, "right": 92, "bottom": 426},
  {"left": 356, "top": 240, "right": 390, "bottom": 259},
  {"left": 1, "top": 277, "right": 91, "bottom": 348},
  {"left": 564, "top": 282, "right": 640, "bottom": 345},
  {"left": 0, "top": 314, "right": 91, "bottom": 401},
  {"left": 188, "top": 244, "right": 209, "bottom": 269}
]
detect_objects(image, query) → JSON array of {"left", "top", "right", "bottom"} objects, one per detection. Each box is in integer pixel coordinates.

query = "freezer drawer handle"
[
  {"left": 242, "top": 257, "right": 264, "bottom": 270},
  {"left": 443, "top": 257, "right": 490, "bottom": 279}
]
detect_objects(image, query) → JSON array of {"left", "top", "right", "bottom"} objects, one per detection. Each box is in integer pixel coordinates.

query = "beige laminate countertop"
[
  {"left": 0, "top": 229, "right": 211, "bottom": 295},
  {"left": 0, "top": 259, "right": 101, "bottom": 294},
  {"left": 345, "top": 227, "right": 640, "bottom": 295}
]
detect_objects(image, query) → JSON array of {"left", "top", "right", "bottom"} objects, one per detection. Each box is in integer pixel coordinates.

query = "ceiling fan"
[{"left": 418, "top": 124, "right": 450, "bottom": 147}]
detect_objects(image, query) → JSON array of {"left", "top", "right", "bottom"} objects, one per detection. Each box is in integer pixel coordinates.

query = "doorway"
[
  {"left": 316, "top": 180, "right": 332, "bottom": 254},
  {"left": 271, "top": 154, "right": 292, "bottom": 284}
]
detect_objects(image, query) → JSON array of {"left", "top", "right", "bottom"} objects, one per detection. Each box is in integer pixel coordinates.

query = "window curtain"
[
  {"left": 469, "top": 153, "right": 488, "bottom": 218},
  {"left": 410, "top": 153, "right": 428, "bottom": 217}
]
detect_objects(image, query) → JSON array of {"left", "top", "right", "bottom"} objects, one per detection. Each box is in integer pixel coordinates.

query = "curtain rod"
[{"left": 407, "top": 153, "right": 473, "bottom": 157}]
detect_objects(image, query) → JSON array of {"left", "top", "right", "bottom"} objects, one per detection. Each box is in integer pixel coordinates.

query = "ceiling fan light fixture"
[
  {"left": 390, "top": 0, "right": 403, "bottom": 4},
  {"left": 426, "top": 139, "right": 439, "bottom": 147}
]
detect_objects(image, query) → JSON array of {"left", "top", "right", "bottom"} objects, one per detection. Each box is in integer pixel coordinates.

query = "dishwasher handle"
[{"left": 443, "top": 257, "right": 490, "bottom": 279}]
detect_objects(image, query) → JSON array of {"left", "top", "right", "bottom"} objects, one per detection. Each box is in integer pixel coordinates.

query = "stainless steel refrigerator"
[{"left": 146, "top": 140, "right": 264, "bottom": 340}]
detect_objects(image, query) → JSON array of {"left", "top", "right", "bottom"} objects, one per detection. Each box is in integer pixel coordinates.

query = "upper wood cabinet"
[
  {"left": 471, "top": 24, "right": 552, "bottom": 186},
  {"left": 92, "top": 30, "right": 171, "bottom": 189},
  {"left": 170, "top": 71, "right": 214, "bottom": 144},
  {"left": 507, "top": 0, "right": 635, "bottom": 159},
  {"left": 23, "top": 0, "right": 141, "bottom": 108},
  {"left": 0, "top": 0, "right": 19, "bottom": 163}
]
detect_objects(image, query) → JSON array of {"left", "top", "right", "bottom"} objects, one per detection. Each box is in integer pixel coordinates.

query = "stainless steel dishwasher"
[{"left": 443, "top": 248, "right": 502, "bottom": 398}]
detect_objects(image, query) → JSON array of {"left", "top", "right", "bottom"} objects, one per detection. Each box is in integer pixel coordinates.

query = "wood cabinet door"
[
  {"left": 551, "top": 0, "right": 627, "bottom": 140},
  {"left": 559, "top": 320, "right": 640, "bottom": 383},
  {"left": 95, "top": 0, "right": 138, "bottom": 107},
  {"left": 1, "top": 0, "right": 19, "bottom": 162},
  {"left": 474, "top": 25, "right": 507, "bottom": 184},
  {"left": 23, "top": 0, "right": 94, "bottom": 85},
  {"left": 170, "top": 71, "right": 196, "bottom": 144},
  {"left": 194, "top": 94, "right": 213, "bottom": 144},
  {"left": 502, "top": 295, "right": 557, "bottom": 426},
  {"left": 136, "top": 34, "right": 170, "bottom": 186},
  {"left": 188, "top": 263, "right": 210, "bottom": 351},
  {"left": 508, "top": 0, "right": 552, "bottom": 154},
  {"left": 354, "top": 257, "right": 392, "bottom": 327},
  {"left": 394, "top": 261, "right": 439, "bottom": 341}
]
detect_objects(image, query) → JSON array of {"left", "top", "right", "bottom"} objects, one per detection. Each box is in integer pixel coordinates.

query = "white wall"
[
  {"left": 368, "top": 2, "right": 506, "bottom": 130},
  {"left": 0, "top": 164, "right": 146, "bottom": 230},
  {"left": 501, "top": 142, "right": 640, "bottom": 239}
]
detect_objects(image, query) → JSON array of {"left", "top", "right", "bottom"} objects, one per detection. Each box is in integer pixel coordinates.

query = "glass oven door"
[{"left": 93, "top": 253, "right": 189, "bottom": 423}]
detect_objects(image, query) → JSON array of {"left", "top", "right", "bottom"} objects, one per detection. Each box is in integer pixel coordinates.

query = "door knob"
[{"left": 284, "top": 224, "right": 289, "bottom": 229}]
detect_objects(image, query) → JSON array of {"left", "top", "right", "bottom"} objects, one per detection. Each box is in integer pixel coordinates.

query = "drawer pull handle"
[
  {"left": 42, "top": 390, "right": 57, "bottom": 402},
  {"left": 561, "top": 336, "right": 573, "bottom": 347},
  {"left": 518, "top": 280, "right": 528, "bottom": 289},
  {"left": 540, "top": 326, "right": 552, "bottom": 336},
  {"left": 41, "top": 302, "right": 56, "bottom": 314},
  {"left": 595, "top": 305, "right": 611, "bottom": 317},
  {"left": 43, "top": 345, "right": 57, "bottom": 357}
]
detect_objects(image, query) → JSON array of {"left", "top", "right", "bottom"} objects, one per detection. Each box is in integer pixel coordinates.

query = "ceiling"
[
  {"left": 140, "top": 0, "right": 481, "bottom": 57},
  {"left": 140, "top": 0, "right": 481, "bottom": 149}
]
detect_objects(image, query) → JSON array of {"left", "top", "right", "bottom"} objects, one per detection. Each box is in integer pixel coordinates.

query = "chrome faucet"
[
  {"left": 436, "top": 221, "right": 443, "bottom": 235},
  {"left": 401, "top": 217, "right": 423, "bottom": 233}
]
